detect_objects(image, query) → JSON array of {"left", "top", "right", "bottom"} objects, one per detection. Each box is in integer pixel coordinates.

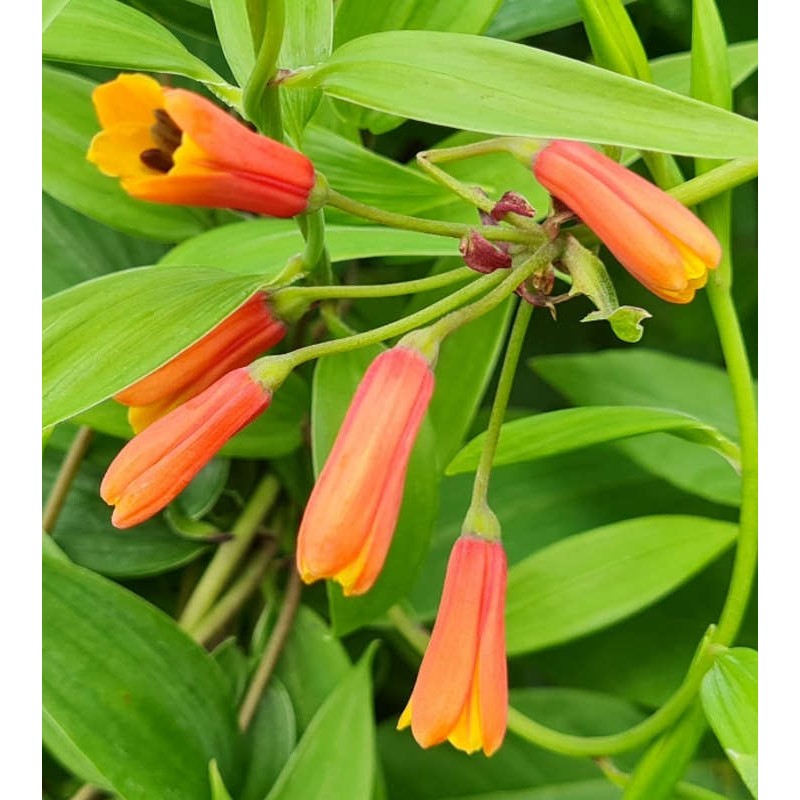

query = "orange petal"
[
  {"left": 86, "top": 123, "right": 158, "bottom": 179},
  {"left": 92, "top": 73, "right": 165, "bottom": 129}
]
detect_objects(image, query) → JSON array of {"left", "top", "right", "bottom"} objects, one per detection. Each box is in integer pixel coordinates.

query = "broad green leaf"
[
  {"left": 381, "top": 687, "right": 646, "bottom": 798},
  {"left": 505, "top": 515, "right": 737, "bottom": 653},
  {"left": 651, "top": 40, "right": 758, "bottom": 97},
  {"left": 43, "top": 0, "right": 234, "bottom": 91},
  {"left": 447, "top": 406, "right": 739, "bottom": 475},
  {"left": 701, "top": 648, "right": 758, "bottom": 797},
  {"left": 44, "top": 449, "right": 208, "bottom": 577},
  {"left": 43, "top": 265, "right": 266, "bottom": 428},
  {"left": 291, "top": 30, "right": 757, "bottom": 158},
  {"left": 487, "top": 0, "right": 637, "bottom": 41},
  {"left": 43, "top": 194, "right": 167, "bottom": 297},
  {"left": 240, "top": 679, "right": 297, "bottom": 800},
  {"left": 312, "top": 347, "right": 439, "bottom": 634},
  {"left": 274, "top": 606, "right": 351, "bottom": 732},
  {"left": 43, "top": 0, "right": 70, "bottom": 31},
  {"left": 43, "top": 552, "right": 239, "bottom": 800},
  {"left": 210, "top": 0, "right": 252, "bottom": 85},
  {"left": 43, "top": 67, "right": 209, "bottom": 242},
  {"left": 303, "top": 127, "right": 450, "bottom": 216},
  {"left": 265, "top": 649, "right": 376, "bottom": 800},
  {"left": 132, "top": 0, "right": 219, "bottom": 43},
  {"left": 532, "top": 349, "right": 744, "bottom": 506},
  {"left": 160, "top": 220, "right": 458, "bottom": 273},
  {"left": 74, "top": 372, "right": 310, "bottom": 459},
  {"left": 279, "top": 0, "right": 333, "bottom": 144},
  {"left": 333, "top": 0, "right": 503, "bottom": 133}
]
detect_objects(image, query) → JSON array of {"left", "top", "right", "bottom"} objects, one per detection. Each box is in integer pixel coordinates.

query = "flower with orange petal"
[
  {"left": 533, "top": 139, "right": 721, "bottom": 303},
  {"left": 399, "top": 535, "right": 508, "bottom": 756},
  {"left": 115, "top": 292, "right": 285, "bottom": 432},
  {"left": 101, "top": 368, "right": 270, "bottom": 529},
  {"left": 86, "top": 73, "right": 318, "bottom": 217},
  {"left": 296, "top": 346, "right": 435, "bottom": 596}
]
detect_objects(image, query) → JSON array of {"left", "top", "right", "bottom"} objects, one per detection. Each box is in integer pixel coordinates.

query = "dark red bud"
[
  {"left": 491, "top": 191, "right": 536, "bottom": 221},
  {"left": 460, "top": 232, "right": 513, "bottom": 274}
]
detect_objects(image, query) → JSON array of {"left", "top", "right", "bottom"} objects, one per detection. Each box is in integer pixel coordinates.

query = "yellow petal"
[
  {"left": 87, "top": 123, "right": 159, "bottom": 179},
  {"left": 92, "top": 73, "right": 165, "bottom": 129}
]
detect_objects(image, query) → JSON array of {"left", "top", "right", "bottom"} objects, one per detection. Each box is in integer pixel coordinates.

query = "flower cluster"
[{"left": 85, "top": 74, "right": 725, "bottom": 760}]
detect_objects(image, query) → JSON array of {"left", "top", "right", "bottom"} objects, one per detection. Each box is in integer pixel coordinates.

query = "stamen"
[
  {"left": 140, "top": 148, "right": 174, "bottom": 173},
  {"left": 150, "top": 109, "right": 182, "bottom": 153}
]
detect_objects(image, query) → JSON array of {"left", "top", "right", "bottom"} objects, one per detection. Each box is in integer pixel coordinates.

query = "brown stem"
[{"left": 43, "top": 426, "right": 94, "bottom": 533}]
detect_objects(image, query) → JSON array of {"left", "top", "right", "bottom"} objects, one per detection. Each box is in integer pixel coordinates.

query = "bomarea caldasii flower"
[
  {"left": 102, "top": 368, "right": 271, "bottom": 529},
  {"left": 399, "top": 535, "right": 508, "bottom": 756},
  {"left": 533, "top": 139, "right": 721, "bottom": 303},
  {"left": 115, "top": 293, "right": 286, "bottom": 432},
  {"left": 296, "top": 346, "right": 435, "bottom": 596},
  {"left": 87, "top": 73, "right": 320, "bottom": 216}
]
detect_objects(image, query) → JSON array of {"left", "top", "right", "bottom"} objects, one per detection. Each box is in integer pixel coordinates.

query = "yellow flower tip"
[{"left": 397, "top": 703, "right": 412, "bottom": 731}]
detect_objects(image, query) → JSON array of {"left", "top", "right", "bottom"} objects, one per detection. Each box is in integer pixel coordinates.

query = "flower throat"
[{"left": 140, "top": 109, "right": 182, "bottom": 173}]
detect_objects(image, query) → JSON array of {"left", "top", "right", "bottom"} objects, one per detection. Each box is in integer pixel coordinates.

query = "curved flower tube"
[
  {"left": 533, "top": 140, "right": 721, "bottom": 303},
  {"left": 115, "top": 292, "right": 286, "bottom": 432},
  {"left": 101, "top": 368, "right": 270, "bottom": 528},
  {"left": 296, "top": 346, "right": 435, "bottom": 596},
  {"left": 86, "top": 73, "right": 316, "bottom": 217},
  {"left": 399, "top": 535, "right": 508, "bottom": 756}
]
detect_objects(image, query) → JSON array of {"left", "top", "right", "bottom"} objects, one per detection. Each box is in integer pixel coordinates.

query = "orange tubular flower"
[
  {"left": 296, "top": 347, "right": 435, "bottom": 596},
  {"left": 399, "top": 535, "right": 508, "bottom": 756},
  {"left": 101, "top": 368, "right": 270, "bottom": 529},
  {"left": 86, "top": 73, "right": 316, "bottom": 217},
  {"left": 114, "top": 292, "right": 286, "bottom": 432},
  {"left": 533, "top": 140, "right": 721, "bottom": 303}
]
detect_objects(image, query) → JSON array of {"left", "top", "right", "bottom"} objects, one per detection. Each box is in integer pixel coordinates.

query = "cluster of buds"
[{"left": 84, "top": 73, "right": 724, "bottom": 760}]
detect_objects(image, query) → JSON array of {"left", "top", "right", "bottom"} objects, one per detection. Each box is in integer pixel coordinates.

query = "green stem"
[
  {"left": 669, "top": 158, "right": 757, "bottom": 207},
  {"left": 326, "top": 189, "right": 541, "bottom": 244},
  {"left": 178, "top": 475, "right": 280, "bottom": 630},
  {"left": 274, "top": 267, "right": 474, "bottom": 307},
  {"left": 596, "top": 757, "right": 728, "bottom": 800},
  {"left": 238, "top": 566, "right": 302, "bottom": 730},
  {"left": 243, "top": 0, "right": 286, "bottom": 136},
  {"left": 257, "top": 241, "right": 561, "bottom": 377},
  {"left": 463, "top": 300, "right": 532, "bottom": 538},
  {"left": 706, "top": 285, "right": 758, "bottom": 645},
  {"left": 43, "top": 426, "right": 94, "bottom": 534},
  {"left": 189, "top": 539, "right": 279, "bottom": 646}
]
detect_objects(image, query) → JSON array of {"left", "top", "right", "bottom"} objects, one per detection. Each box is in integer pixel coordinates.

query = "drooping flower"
[
  {"left": 533, "top": 139, "right": 721, "bottom": 303},
  {"left": 296, "top": 346, "right": 435, "bottom": 596},
  {"left": 86, "top": 73, "right": 317, "bottom": 217},
  {"left": 115, "top": 292, "right": 285, "bottom": 432},
  {"left": 399, "top": 535, "right": 508, "bottom": 756},
  {"left": 101, "top": 368, "right": 270, "bottom": 528}
]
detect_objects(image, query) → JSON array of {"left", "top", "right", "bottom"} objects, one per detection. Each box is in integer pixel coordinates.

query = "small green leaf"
[
  {"left": 505, "top": 515, "right": 737, "bottom": 653},
  {"left": 701, "top": 648, "right": 758, "bottom": 797},
  {"left": 43, "top": 66, "right": 209, "bottom": 242},
  {"left": 447, "top": 406, "right": 739, "bottom": 475},
  {"left": 43, "top": 0, "right": 71, "bottom": 31},
  {"left": 311, "top": 347, "right": 439, "bottom": 634},
  {"left": 43, "top": 0, "right": 235, "bottom": 94},
  {"left": 43, "top": 266, "right": 266, "bottom": 428},
  {"left": 172, "top": 459, "right": 230, "bottom": 521},
  {"left": 291, "top": 30, "right": 757, "bottom": 157},
  {"left": 265, "top": 648, "right": 377, "bottom": 800},
  {"left": 43, "top": 552, "right": 240, "bottom": 800}
]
